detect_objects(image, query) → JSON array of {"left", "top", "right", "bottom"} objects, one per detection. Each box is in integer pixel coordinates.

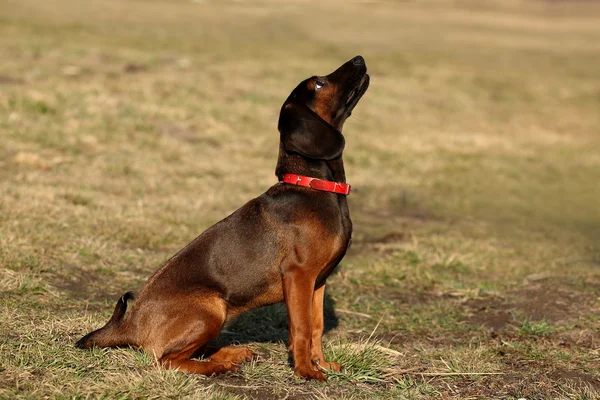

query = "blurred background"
[{"left": 1, "top": 0, "right": 599, "bottom": 398}]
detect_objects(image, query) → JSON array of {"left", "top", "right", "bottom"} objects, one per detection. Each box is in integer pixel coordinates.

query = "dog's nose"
[{"left": 351, "top": 55, "right": 365, "bottom": 66}]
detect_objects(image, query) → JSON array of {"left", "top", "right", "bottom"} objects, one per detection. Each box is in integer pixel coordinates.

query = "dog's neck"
[{"left": 275, "top": 143, "right": 346, "bottom": 183}]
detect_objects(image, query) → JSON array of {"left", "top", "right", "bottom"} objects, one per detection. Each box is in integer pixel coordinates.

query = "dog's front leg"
[
  {"left": 282, "top": 270, "right": 327, "bottom": 381},
  {"left": 310, "top": 284, "right": 342, "bottom": 372}
]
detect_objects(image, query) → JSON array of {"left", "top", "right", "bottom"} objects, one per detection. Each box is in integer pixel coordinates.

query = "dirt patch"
[
  {"left": 51, "top": 269, "right": 118, "bottom": 302},
  {"left": 551, "top": 369, "right": 600, "bottom": 390},
  {"left": 559, "top": 327, "right": 600, "bottom": 349},
  {"left": 510, "top": 282, "right": 589, "bottom": 321},
  {"left": 463, "top": 280, "right": 596, "bottom": 330},
  {"left": 380, "top": 287, "right": 440, "bottom": 308},
  {"left": 0, "top": 75, "right": 25, "bottom": 85},
  {"left": 463, "top": 295, "right": 514, "bottom": 330},
  {"left": 123, "top": 63, "right": 148, "bottom": 74}
]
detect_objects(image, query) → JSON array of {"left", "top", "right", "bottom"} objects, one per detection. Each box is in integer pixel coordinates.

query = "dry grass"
[{"left": 1, "top": 0, "right": 600, "bottom": 398}]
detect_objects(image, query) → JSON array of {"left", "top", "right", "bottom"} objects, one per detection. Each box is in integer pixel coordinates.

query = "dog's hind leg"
[
  {"left": 159, "top": 345, "right": 239, "bottom": 375},
  {"left": 152, "top": 296, "right": 237, "bottom": 376},
  {"left": 203, "top": 346, "right": 255, "bottom": 365}
]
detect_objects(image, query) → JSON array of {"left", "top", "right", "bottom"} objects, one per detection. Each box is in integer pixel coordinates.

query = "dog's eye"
[{"left": 315, "top": 80, "right": 325, "bottom": 90}]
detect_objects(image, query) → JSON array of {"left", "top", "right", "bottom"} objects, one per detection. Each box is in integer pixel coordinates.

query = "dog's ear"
[{"left": 278, "top": 103, "right": 345, "bottom": 160}]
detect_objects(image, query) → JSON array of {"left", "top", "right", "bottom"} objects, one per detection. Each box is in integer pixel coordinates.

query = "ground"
[{"left": 1, "top": 0, "right": 600, "bottom": 399}]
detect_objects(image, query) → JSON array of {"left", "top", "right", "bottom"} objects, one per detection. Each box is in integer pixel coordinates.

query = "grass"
[
  {"left": 1, "top": 0, "right": 600, "bottom": 398},
  {"left": 519, "top": 318, "right": 554, "bottom": 337}
]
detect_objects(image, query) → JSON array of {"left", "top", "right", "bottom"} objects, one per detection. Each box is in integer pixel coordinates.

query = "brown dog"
[{"left": 76, "top": 56, "right": 369, "bottom": 381}]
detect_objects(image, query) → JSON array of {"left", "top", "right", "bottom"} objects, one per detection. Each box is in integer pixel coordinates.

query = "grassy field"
[{"left": 1, "top": 0, "right": 600, "bottom": 398}]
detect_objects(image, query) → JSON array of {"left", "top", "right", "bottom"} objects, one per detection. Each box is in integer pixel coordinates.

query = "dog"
[{"left": 76, "top": 56, "right": 369, "bottom": 381}]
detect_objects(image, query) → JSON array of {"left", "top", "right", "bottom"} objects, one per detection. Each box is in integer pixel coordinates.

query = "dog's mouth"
[{"left": 344, "top": 73, "right": 370, "bottom": 114}]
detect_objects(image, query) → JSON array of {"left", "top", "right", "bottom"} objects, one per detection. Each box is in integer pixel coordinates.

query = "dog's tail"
[{"left": 75, "top": 291, "right": 136, "bottom": 349}]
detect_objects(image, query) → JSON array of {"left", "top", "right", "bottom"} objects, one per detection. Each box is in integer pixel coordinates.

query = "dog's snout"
[{"left": 351, "top": 55, "right": 365, "bottom": 66}]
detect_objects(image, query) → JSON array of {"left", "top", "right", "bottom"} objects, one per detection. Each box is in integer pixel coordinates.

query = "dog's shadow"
[{"left": 209, "top": 289, "right": 339, "bottom": 348}]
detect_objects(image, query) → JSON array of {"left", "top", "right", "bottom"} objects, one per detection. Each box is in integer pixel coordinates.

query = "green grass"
[
  {"left": 1, "top": 0, "right": 600, "bottom": 398},
  {"left": 519, "top": 318, "right": 554, "bottom": 337}
]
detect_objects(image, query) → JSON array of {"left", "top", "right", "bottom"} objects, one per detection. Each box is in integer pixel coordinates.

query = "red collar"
[{"left": 281, "top": 173, "right": 351, "bottom": 195}]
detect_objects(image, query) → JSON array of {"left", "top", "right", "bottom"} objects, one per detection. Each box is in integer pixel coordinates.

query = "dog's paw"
[
  {"left": 211, "top": 361, "right": 239, "bottom": 376},
  {"left": 238, "top": 347, "right": 255, "bottom": 363},
  {"left": 294, "top": 365, "right": 327, "bottom": 381},
  {"left": 209, "top": 346, "right": 255, "bottom": 364},
  {"left": 312, "top": 358, "right": 342, "bottom": 372},
  {"left": 320, "top": 360, "right": 342, "bottom": 372}
]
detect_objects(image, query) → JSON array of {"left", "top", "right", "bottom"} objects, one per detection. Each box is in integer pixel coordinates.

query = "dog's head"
[{"left": 278, "top": 56, "right": 369, "bottom": 160}]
